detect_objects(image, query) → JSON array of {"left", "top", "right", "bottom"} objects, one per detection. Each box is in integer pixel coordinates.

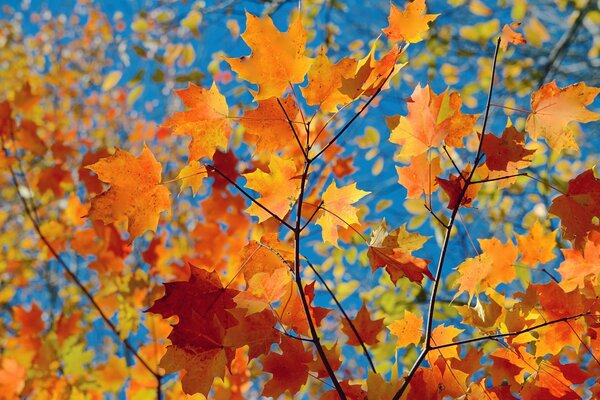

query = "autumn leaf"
[
  {"left": 301, "top": 47, "right": 357, "bottom": 113},
  {"left": 525, "top": 81, "right": 600, "bottom": 151},
  {"left": 225, "top": 12, "right": 313, "bottom": 101},
  {"left": 453, "top": 238, "right": 518, "bottom": 301},
  {"left": 243, "top": 155, "right": 301, "bottom": 222},
  {"left": 146, "top": 264, "right": 239, "bottom": 396},
  {"left": 500, "top": 22, "right": 526, "bottom": 51},
  {"left": 549, "top": 169, "right": 600, "bottom": 249},
  {"left": 176, "top": 161, "right": 206, "bottom": 196},
  {"left": 396, "top": 152, "right": 441, "bottom": 199},
  {"left": 389, "top": 85, "right": 478, "bottom": 158},
  {"left": 278, "top": 281, "right": 329, "bottom": 336},
  {"left": 481, "top": 125, "right": 535, "bottom": 172},
  {"left": 429, "top": 324, "right": 464, "bottom": 360},
  {"left": 388, "top": 309, "right": 423, "bottom": 348},
  {"left": 261, "top": 337, "right": 313, "bottom": 398},
  {"left": 436, "top": 165, "right": 480, "bottom": 210},
  {"left": 515, "top": 219, "right": 557, "bottom": 266},
  {"left": 367, "top": 220, "right": 433, "bottom": 284},
  {"left": 164, "top": 82, "right": 231, "bottom": 161},
  {"left": 240, "top": 96, "right": 301, "bottom": 153},
  {"left": 341, "top": 302, "right": 384, "bottom": 346},
  {"left": 87, "top": 146, "right": 171, "bottom": 242},
  {"left": 557, "top": 230, "right": 600, "bottom": 291},
  {"left": 383, "top": 0, "right": 439, "bottom": 43},
  {"left": 316, "top": 181, "right": 369, "bottom": 246}
]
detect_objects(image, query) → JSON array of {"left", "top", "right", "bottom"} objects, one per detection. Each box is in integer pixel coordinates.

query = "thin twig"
[
  {"left": 277, "top": 97, "right": 308, "bottom": 159},
  {"left": 206, "top": 165, "right": 294, "bottom": 230},
  {"left": 306, "top": 259, "right": 377, "bottom": 373}
]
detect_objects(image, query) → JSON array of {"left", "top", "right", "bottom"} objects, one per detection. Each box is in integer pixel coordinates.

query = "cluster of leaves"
[{"left": 1, "top": 0, "right": 600, "bottom": 399}]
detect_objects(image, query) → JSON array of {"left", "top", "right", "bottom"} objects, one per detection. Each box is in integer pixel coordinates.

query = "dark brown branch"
[
  {"left": 470, "top": 173, "right": 527, "bottom": 184},
  {"left": 392, "top": 37, "right": 502, "bottom": 400},
  {"left": 443, "top": 145, "right": 465, "bottom": 181},
  {"left": 424, "top": 203, "right": 449, "bottom": 229},
  {"left": 206, "top": 165, "right": 294, "bottom": 230},
  {"left": 293, "top": 160, "right": 346, "bottom": 398},
  {"left": 306, "top": 259, "right": 377, "bottom": 373}
]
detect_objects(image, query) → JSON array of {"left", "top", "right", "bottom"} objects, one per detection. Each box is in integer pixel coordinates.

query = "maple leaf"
[
  {"left": 429, "top": 324, "right": 464, "bottom": 360},
  {"left": 389, "top": 85, "right": 478, "bottom": 158},
  {"left": 515, "top": 219, "right": 557, "bottom": 266},
  {"left": 261, "top": 337, "right": 313, "bottom": 398},
  {"left": 396, "top": 152, "right": 441, "bottom": 199},
  {"left": 388, "top": 309, "right": 423, "bottom": 348},
  {"left": 549, "top": 169, "right": 600, "bottom": 249},
  {"left": 240, "top": 96, "right": 301, "bottom": 153},
  {"left": 383, "top": 0, "right": 439, "bottom": 43},
  {"left": 436, "top": 165, "right": 480, "bottom": 210},
  {"left": 87, "top": 146, "right": 171, "bottom": 242},
  {"left": 481, "top": 126, "right": 535, "bottom": 172},
  {"left": 243, "top": 155, "right": 300, "bottom": 222},
  {"left": 500, "top": 22, "right": 526, "bottom": 51},
  {"left": 367, "top": 220, "right": 433, "bottom": 284},
  {"left": 341, "top": 302, "right": 384, "bottom": 346},
  {"left": 557, "top": 230, "right": 600, "bottom": 291},
  {"left": 339, "top": 44, "right": 405, "bottom": 99},
  {"left": 316, "top": 181, "right": 369, "bottom": 246},
  {"left": 176, "top": 161, "right": 206, "bottom": 196},
  {"left": 301, "top": 47, "right": 357, "bottom": 113},
  {"left": 224, "top": 308, "right": 279, "bottom": 359},
  {"left": 164, "top": 82, "right": 231, "bottom": 161},
  {"left": 146, "top": 264, "right": 239, "bottom": 396},
  {"left": 308, "top": 343, "right": 342, "bottom": 378},
  {"left": 278, "top": 281, "right": 329, "bottom": 336},
  {"left": 453, "top": 238, "right": 518, "bottom": 302},
  {"left": 525, "top": 81, "right": 600, "bottom": 151},
  {"left": 225, "top": 12, "right": 313, "bottom": 101}
]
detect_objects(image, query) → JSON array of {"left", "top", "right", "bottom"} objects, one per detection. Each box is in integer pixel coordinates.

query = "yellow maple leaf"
[
  {"left": 164, "top": 82, "right": 231, "bottom": 161},
  {"left": 388, "top": 309, "right": 423, "bottom": 348},
  {"left": 316, "top": 181, "right": 369, "bottom": 246},
  {"left": 225, "top": 12, "right": 313, "bottom": 101},
  {"left": 176, "top": 161, "right": 206, "bottom": 196},
  {"left": 525, "top": 81, "right": 600, "bottom": 151},
  {"left": 243, "top": 156, "right": 300, "bottom": 222},
  {"left": 383, "top": 0, "right": 439, "bottom": 44},
  {"left": 87, "top": 146, "right": 171, "bottom": 242}
]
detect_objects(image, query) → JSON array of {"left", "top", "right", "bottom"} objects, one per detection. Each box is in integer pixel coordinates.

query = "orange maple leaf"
[
  {"left": 396, "top": 152, "right": 441, "bottom": 199},
  {"left": 225, "top": 12, "right": 313, "bottom": 101},
  {"left": 341, "top": 302, "right": 384, "bottom": 346},
  {"left": 164, "top": 82, "right": 231, "bottom": 161},
  {"left": 388, "top": 309, "right": 423, "bottom": 348},
  {"left": 500, "top": 22, "right": 526, "bottom": 51},
  {"left": 240, "top": 96, "right": 301, "bottom": 153},
  {"left": 389, "top": 85, "right": 478, "bottom": 157},
  {"left": 557, "top": 230, "right": 600, "bottom": 291},
  {"left": 515, "top": 219, "right": 557, "bottom": 266},
  {"left": 383, "top": 0, "right": 439, "bottom": 43},
  {"left": 525, "top": 81, "right": 600, "bottom": 151},
  {"left": 301, "top": 46, "right": 357, "bottom": 113},
  {"left": 316, "top": 181, "right": 369, "bottom": 246},
  {"left": 87, "top": 146, "right": 171, "bottom": 242},
  {"left": 367, "top": 220, "right": 433, "bottom": 284},
  {"left": 453, "top": 238, "right": 518, "bottom": 302}
]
